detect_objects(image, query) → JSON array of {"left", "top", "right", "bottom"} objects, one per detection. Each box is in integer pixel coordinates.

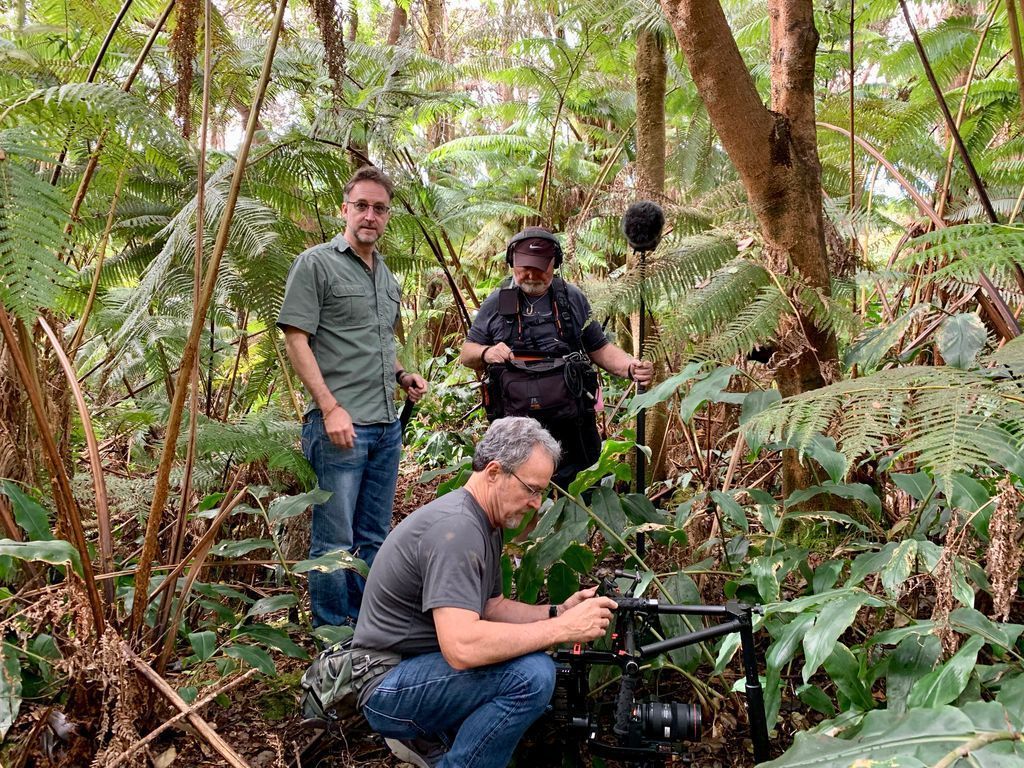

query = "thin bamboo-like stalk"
[
  {"left": 0, "top": 307, "right": 105, "bottom": 635},
  {"left": 69, "top": 166, "right": 128, "bottom": 357},
  {"left": 127, "top": 645, "right": 252, "bottom": 768},
  {"left": 107, "top": 669, "right": 258, "bottom": 768},
  {"left": 154, "top": 0, "right": 216, "bottom": 668},
  {"left": 1004, "top": 0, "right": 1024, "bottom": 111},
  {"left": 156, "top": 486, "right": 248, "bottom": 674},
  {"left": 935, "top": 6, "right": 996, "bottom": 221},
  {"left": 128, "top": 0, "right": 290, "bottom": 642},
  {"left": 38, "top": 317, "right": 115, "bottom": 607}
]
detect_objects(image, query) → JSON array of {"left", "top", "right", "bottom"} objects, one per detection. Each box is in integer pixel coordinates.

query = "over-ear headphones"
[{"left": 505, "top": 227, "right": 563, "bottom": 269}]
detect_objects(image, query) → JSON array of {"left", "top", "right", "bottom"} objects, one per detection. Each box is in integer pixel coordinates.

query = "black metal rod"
[
  {"left": 639, "top": 619, "right": 744, "bottom": 658},
  {"left": 635, "top": 247, "right": 648, "bottom": 561},
  {"left": 739, "top": 615, "right": 771, "bottom": 763}
]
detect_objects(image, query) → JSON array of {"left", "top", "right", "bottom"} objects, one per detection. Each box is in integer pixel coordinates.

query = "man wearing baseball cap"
[{"left": 460, "top": 227, "right": 654, "bottom": 492}]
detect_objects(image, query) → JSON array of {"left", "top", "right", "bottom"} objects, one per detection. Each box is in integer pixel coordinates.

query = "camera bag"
[{"left": 300, "top": 636, "right": 401, "bottom": 723}]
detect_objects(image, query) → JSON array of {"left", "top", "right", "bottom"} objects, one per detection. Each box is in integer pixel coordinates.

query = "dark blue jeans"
[
  {"left": 363, "top": 651, "right": 556, "bottom": 768},
  {"left": 302, "top": 413, "right": 402, "bottom": 627}
]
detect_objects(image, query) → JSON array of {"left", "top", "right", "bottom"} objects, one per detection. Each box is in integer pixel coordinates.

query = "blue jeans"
[
  {"left": 302, "top": 413, "right": 402, "bottom": 627},
  {"left": 363, "top": 651, "right": 556, "bottom": 768}
]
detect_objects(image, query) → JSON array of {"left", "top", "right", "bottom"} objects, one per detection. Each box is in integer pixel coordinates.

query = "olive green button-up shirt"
[{"left": 277, "top": 233, "right": 401, "bottom": 425}]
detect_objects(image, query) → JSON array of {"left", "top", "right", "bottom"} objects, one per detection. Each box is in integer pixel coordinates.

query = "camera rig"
[{"left": 549, "top": 570, "right": 771, "bottom": 767}]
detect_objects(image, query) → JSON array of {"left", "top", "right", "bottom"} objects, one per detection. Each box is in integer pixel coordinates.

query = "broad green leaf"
[
  {"left": 0, "top": 643, "right": 22, "bottom": 739},
  {"left": 823, "top": 644, "right": 874, "bottom": 711},
  {"left": 0, "top": 481, "right": 52, "bottom": 541},
  {"left": 740, "top": 389, "right": 782, "bottom": 425},
  {"left": 796, "top": 683, "right": 835, "bottom": 716},
  {"left": 949, "top": 608, "right": 1024, "bottom": 651},
  {"left": 891, "top": 472, "right": 933, "bottom": 501},
  {"left": 678, "top": 366, "right": 743, "bottom": 423},
  {"left": 996, "top": 674, "right": 1024, "bottom": 712},
  {"left": 880, "top": 540, "right": 917, "bottom": 598},
  {"left": 625, "top": 361, "right": 705, "bottom": 415},
  {"left": 711, "top": 490, "right": 748, "bottom": 532},
  {"left": 589, "top": 487, "right": 627, "bottom": 543},
  {"left": 751, "top": 554, "right": 783, "bottom": 603},
  {"left": 847, "top": 543, "right": 901, "bottom": 587},
  {"left": 712, "top": 632, "right": 741, "bottom": 675},
  {"left": 937, "top": 313, "right": 987, "bottom": 369},
  {"left": 246, "top": 594, "right": 297, "bottom": 618},
  {"left": 946, "top": 474, "right": 992, "bottom": 516},
  {"left": 209, "top": 538, "right": 273, "bottom": 557},
  {"left": 235, "top": 625, "right": 309, "bottom": 660},
  {"left": 561, "top": 543, "right": 595, "bottom": 575},
  {"left": 907, "top": 634, "right": 984, "bottom": 708},
  {"left": 766, "top": 587, "right": 884, "bottom": 616},
  {"left": 803, "top": 436, "right": 849, "bottom": 484},
  {"left": 188, "top": 631, "right": 217, "bottom": 662},
  {"left": 0, "top": 539, "right": 81, "bottom": 575},
  {"left": 786, "top": 482, "right": 881, "bottom": 519},
  {"left": 758, "top": 701, "right": 1024, "bottom": 768},
  {"left": 312, "top": 625, "right": 353, "bottom": 648},
  {"left": 811, "top": 560, "right": 844, "bottom": 594},
  {"left": 546, "top": 562, "right": 578, "bottom": 605},
  {"left": 659, "top": 573, "right": 702, "bottom": 670},
  {"left": 803, "top": 593, "right": 869, "bottom": 681},
  {"left": 178, "top": 686, "right": 199, "bottom": 704},
  {"left": 267, "top": 488, "right": 333, "bottom": 524},
  {"left": 886, "top": 634, "right": 941, "bottom": 714},
  {"left": 223, "top": 644, "right": 276, "bottom": 675},
  {"left": 783, "top": 509, "right": 869, "bottom": 533},
  {"left": 293, "top": 550, "right": 368, "bottom": 578}
]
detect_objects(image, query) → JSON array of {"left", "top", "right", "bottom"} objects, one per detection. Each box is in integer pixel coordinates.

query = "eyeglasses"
[
  {"left": 508, "top": 469, "right": 547, "bottom": 499},
  {"left": 348, "top": 200, "right": 391, "bottom": 216}
]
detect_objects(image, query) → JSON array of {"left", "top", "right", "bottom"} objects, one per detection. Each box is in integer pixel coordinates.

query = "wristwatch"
[{"left": 548, "top": 605, "right": 559, "bottom": 619}]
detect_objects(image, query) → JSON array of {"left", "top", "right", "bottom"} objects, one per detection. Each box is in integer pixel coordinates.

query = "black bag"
[
  {"left": 300, "top": 637, "right": 401, "bottom": 723},
  {"left": 484, "top": 355, "right": 597, "bottom": 422}
]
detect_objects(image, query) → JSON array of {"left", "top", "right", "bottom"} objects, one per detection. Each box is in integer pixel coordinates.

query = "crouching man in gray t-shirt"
[{"left": 353, "top": 417, "right": 617, "bottom": 768}]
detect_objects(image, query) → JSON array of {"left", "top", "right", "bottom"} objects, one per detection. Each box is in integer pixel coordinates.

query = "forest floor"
[{"left": 12, "top": 463, "right": 784, "bottom": 768}]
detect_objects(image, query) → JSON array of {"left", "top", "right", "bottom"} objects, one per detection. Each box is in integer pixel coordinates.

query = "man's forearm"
[
  {"left": 435, "top": 608, "right": 570, "bottom": 670},
  {"left": 282, "top": 328, "right": 337, "bottom": 412},
  {"left": 484, "top": 595, "right": 554, "bottom": 624},
  {"left": 460, "top": 341, "right": 488, "bottom": 372}
]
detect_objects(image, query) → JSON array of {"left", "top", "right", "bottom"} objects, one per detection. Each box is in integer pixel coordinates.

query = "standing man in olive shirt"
[{"left": 278, "top": 166, "right": 427, "bottom": 628}]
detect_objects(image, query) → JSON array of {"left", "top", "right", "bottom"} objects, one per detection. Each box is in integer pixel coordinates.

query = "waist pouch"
[
  {"left": 300, "top": 639, "right": 402, "bottom": 723},
  {"left": 484, "top": 356, "right": 598, "bottom": 422}
]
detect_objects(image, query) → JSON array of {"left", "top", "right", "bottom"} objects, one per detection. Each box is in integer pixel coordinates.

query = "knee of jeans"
[{"left": 506, "top": 652, "right": 556, "bottom": 708}]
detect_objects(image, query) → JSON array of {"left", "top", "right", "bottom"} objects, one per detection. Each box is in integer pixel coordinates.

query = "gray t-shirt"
[
  {"left": 353, "top": 489, "right": 503, "bottom": 656},
  {"left": 466, "top": 279, "right": 608, "bottom": 355},
  {"left": 277, "top": 233, "right": 401, "bottom": 425}
]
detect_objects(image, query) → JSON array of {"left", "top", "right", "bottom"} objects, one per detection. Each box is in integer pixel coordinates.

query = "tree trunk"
[
  {"left": 386, "top": 2, "right": 407, "bottom": 45},
  {"left": 632, "top": 28, "right": 672, "bottom": 484},
  {"left": 661, "top": 0, "right": 839, "bottom": 496},
  {"left": 424, "top": 0, "right": 451, "bottom": 146}
]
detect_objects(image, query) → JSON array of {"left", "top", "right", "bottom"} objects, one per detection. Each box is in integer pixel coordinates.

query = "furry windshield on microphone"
[{"left": 621, "top": 201, "right": 665, "bottom": 252}]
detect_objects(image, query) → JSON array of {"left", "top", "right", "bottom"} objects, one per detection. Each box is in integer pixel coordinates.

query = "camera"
[{"left": 544, "top": 570, "right": 770, "bottom": 767}]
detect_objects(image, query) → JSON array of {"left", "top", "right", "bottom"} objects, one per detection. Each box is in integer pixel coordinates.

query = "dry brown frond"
[
  {"left": 987, "top": 479, "right": 1024, "bottom": 621},
  {"left": 931, "top": 511, "right": 961, "bottom": 656}
]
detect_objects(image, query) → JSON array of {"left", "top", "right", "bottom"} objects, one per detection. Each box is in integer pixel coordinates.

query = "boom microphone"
[{"left": 622, "top": 200, "right": 665, "bottom": 252}]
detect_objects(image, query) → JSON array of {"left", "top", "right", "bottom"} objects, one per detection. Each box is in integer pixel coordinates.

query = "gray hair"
[{"left": 472, "top": 417, "right": 561, "bottom": 472}]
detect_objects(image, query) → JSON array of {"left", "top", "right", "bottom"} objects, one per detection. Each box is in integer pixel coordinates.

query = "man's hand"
[
  {"left": 482, "top": 342, "right": 513, "bottom": 365},
  {"left": 631, "top": 359, "right": 655, "bottom": 386},
  {"left": 400, "top": 372, "right": 429, "bottom": 403},
  {"left": 558, "top": 595, "right": 617, "bottom": 642},
  {"left": 558, "top": 585, "right": 600, "bottom": 614},
  {"left": 324, "top": 404, "right": 355, "bottom": 449}
]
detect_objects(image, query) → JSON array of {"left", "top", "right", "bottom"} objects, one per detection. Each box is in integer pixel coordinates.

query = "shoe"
[{"left": 384, "top": 735, "right": 447, "bottom": 767}]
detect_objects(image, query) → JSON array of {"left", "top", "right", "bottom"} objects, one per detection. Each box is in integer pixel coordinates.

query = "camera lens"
[{"left": 637, "top": 701, "right": 702, "bottom": 742}]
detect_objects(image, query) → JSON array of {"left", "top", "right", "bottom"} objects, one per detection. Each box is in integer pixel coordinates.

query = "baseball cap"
[{"left": 509, "top": 228, "right": 559, "bottom": 270}]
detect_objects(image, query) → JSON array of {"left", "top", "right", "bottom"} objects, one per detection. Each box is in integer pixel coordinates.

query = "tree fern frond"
[
  {"left": 690, "top": 285, "right": 790, "bottom": 363},
  {"left": 588, "top": 235, "right": 740, "bottom": 317},
  {"left": 0, "top": 133, "right": 73, "bottom": 323},
  {"left": 658, "top": 257, "right": 773, "bottom": 341},
  {"left": 744, "top": 365, "right": 1024, "bottom": 488}
]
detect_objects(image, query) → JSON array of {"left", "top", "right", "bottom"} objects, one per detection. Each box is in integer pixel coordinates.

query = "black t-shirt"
[{"left": 466, "top": 280, "right": 608, "bottom": 355}]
